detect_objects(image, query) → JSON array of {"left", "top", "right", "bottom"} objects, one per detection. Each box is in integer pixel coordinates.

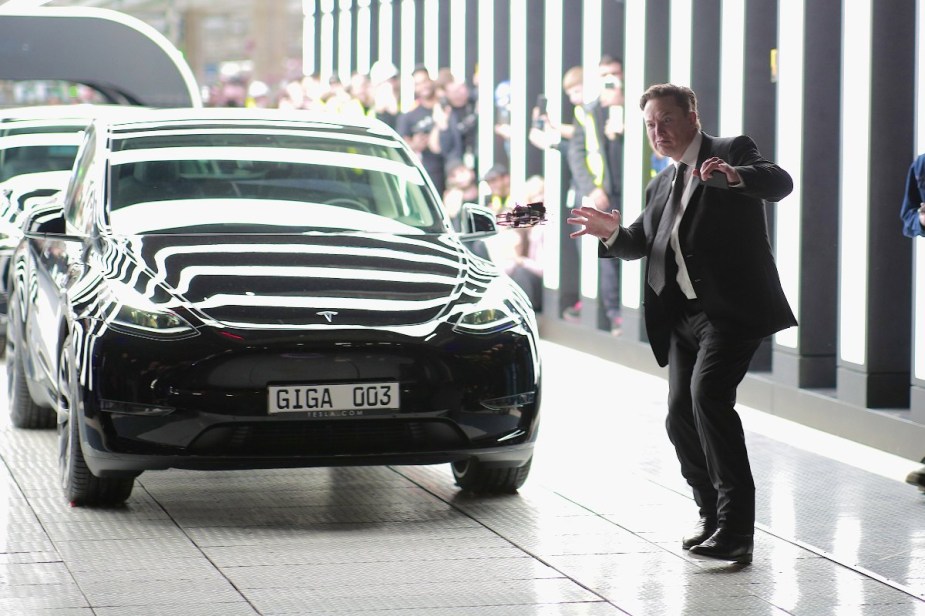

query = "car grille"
[{"left": 187, "top": 419, "right": 467, "bottom": 457}]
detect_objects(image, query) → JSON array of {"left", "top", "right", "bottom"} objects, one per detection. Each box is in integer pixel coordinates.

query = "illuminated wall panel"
[
  {"left": 774, "top": 0, "right": 804, "bottom": 350},
  {"left": 838, "top": 1, "right": 872, "bottom": 367}
]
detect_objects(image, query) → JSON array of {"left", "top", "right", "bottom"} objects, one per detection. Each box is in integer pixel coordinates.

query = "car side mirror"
[
  {"left": 23, "top": 197, "right": 66, "bottom": 236},
  {"left": 458, "top": 202, "right": 498, "bottom": 241}
]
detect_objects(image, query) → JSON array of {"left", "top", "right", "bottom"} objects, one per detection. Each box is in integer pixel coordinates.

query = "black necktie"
[{"left": 647, "top": 162, "right": 687, "bottom": 295}]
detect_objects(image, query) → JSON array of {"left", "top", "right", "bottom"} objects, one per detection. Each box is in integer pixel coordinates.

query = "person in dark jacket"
[{"left": 568, "top": 83, "right": 796, "bottom": 564}]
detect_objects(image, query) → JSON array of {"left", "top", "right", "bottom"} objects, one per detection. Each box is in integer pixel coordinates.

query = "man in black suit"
[{"left": 568, "top": 83, "right": 796, "bottom": 564}]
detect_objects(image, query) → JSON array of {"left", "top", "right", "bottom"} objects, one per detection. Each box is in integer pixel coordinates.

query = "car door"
[{"left": 25, "top": 129, "right": 98, "bottom": 399}]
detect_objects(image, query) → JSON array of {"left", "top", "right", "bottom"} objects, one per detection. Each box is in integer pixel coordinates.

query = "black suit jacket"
[{"left": 600, "top": 132, "right": 797, "bottom": 366}]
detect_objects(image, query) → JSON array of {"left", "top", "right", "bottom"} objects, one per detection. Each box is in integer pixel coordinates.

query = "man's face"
[
  {"left": 643, "top": 96, "right": 698, "bottom": 160},
  {"left": 446, "top": 82, "right": 469, "bottom": 107},
  {"left": 565, "top": 85, "right": 584, "bottom": 106}
]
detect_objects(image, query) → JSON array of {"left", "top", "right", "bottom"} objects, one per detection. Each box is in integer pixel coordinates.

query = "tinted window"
[{"left": 107, "top": 130, "right": 446, "bottom": 235}]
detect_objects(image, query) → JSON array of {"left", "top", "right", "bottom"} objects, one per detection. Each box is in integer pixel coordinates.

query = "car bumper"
[{"left": 76, "top": 324, "right": 541, "bottom": 475}]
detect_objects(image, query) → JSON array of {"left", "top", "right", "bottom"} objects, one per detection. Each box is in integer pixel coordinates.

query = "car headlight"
[
  {"left": 104, "top": 287, "right": 198, "bottom": 339},
  {"left": 453, "top": 279, "right": 528, "bottom": 335}
]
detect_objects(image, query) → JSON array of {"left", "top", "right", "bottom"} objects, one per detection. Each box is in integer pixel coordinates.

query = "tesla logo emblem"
[{"left": 317, "top": 311, "right": 338, "bottom": 323}]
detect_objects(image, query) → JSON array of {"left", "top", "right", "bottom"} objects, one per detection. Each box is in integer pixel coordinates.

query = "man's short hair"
[
  {"left": 562, "top": 66, "right": 583, "bottom": 91},
  {"left": 639, "top": 83, "right": 701, "bottom": 129}
]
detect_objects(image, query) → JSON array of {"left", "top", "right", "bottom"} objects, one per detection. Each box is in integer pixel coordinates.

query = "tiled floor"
[{"left": 1, "top": 340, "right": 924, "bottom": 615}]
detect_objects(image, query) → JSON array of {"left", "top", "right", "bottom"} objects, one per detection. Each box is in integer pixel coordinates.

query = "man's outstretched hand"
[{"left": 567, "top": 206, "right": 621, "bottom": 240}]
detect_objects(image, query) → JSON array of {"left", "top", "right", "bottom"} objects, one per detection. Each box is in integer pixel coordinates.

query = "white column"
[
  {"left": 399, "top": 0, "right": 416, "bottom": 111},
  {"left": 669, "top": 0, "right": 692, "bottom": 86},
  {"left": 477, "top": 0, "right": 495, "bottom": 183},
  {"left": 423, "top": 0, "right": 439, "bottom": 80},
  {"left": 319, "top": 0, "right": 335, "bottom": 83},
  {"left": 378, "top": 0, "right": 393, "bottom": 66},
  {"left": 620, "top": 0, "right": 646, "bottom": 309},
  {"left": 579, "top": 0, "right": 601, "bottom": 301},
  {"left": 542, "top": 0, "right": 563, "bottom": 292},
  {"left": 302, "top": 0, "right": 316, "bottom": 76},
  {"left": 356, "top": 0, "right": 371, "bottom": 75},
  {"left": 338, "top": 0, "right": 353, "bottom": 83},
  {"left": 838, "top": 1, "right": 873, "bottom": 366},
  {"left": 449, "top": 0, "right": 467, "bottom": 81},
  {"left": 719, "top": 0, "right": 745, "bottom": 136},
  {"left": 774, "top": 0, "right": 805, "bottom": 350},
  {"left": 509, "top": 0, "right": 527, "bottom": 198}
]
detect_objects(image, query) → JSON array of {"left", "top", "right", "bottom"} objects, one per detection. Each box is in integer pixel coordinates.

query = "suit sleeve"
[
  {"left": 729, "top": 135, "right": 793, "bottom": 203},
  {"left": 901, "top": 157, "right": 925, "bottom": 238},
  {"left": 598, "top": 212, "right": 647, "bottom": 261}
]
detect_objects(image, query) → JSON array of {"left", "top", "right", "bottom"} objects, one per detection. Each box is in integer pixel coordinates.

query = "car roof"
[
  {"left": 96, "top": 107, "right": 396, "bottom": 140},
  {"left": 0, "top": 104, "right": 147, "bottom": 130}
]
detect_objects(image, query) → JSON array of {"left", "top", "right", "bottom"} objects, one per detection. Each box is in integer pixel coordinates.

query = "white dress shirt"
[{"left": 603, "top": 133, "right": 702, "bottom": 299}]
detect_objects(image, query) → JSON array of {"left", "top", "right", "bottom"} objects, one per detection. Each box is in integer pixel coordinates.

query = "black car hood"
[{"left": 108, "top": 232, "right": 489, "bottom": 329}]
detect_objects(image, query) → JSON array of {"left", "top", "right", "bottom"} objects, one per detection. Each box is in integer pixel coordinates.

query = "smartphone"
[
  {"left": 533, "top": 94, "right": 548, "bottom": 129},
  {"left": 705, "top": 172, "right": 728, "bottom": 189}
]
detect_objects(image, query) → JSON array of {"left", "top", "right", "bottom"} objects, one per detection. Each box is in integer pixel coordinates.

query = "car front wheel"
[
  {"left": 58, "top": 336, "right": 135, "bottom": 507},
  {"left": 451, "top": 456, "right": 532, "bottom": 494}
]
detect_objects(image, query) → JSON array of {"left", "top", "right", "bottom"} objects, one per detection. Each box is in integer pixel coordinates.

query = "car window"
[
  {"left": 0, "top": 131, "right": 84, "bottom": 182},
  {"left": 106, "top": 129, "right": 447, "bottom": 235}
]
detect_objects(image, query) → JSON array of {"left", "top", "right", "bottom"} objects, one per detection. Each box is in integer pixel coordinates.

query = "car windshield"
[{"left": 107, "top": 128, "right": 448, "bottom": 235}]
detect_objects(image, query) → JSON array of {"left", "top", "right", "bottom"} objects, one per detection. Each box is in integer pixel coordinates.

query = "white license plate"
[{"left": 268, "top": 382, "right": 400, "bottom": 417}]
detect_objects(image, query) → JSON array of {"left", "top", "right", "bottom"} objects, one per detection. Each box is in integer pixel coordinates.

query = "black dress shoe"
[
  {"left": 689, "top": 528, "right": 753, "bottom": 564},
  {"left": 681, "top": 517, "right": 717, "bottom": 550}
]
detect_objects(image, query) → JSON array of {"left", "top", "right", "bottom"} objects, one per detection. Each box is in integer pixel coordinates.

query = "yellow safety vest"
[
  {"left": 575, "top": 105, "right": 605, "bottom": 189},
  {"left": 490, "top": 194, "right": 511, "bottom": 213}
]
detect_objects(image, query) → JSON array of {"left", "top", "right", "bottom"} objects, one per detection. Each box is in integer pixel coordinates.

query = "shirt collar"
[{"left": 677, "top": 132, "right": 702, "bottom": 170}]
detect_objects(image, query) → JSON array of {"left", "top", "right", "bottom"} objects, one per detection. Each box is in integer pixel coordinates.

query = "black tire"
[
  {"left": 8, "top": 344, "right": 54, "bottom": 429},
  {"left": 58, "top": 337, "right": 134, "bottom": 507},
  {"left": 452, "top": 456, "right": 532, "bottom": 494}
]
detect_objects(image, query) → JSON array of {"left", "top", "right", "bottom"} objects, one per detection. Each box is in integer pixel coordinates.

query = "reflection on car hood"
[{"left": 107, "top": 232, "right": 490, "bottom": 330}]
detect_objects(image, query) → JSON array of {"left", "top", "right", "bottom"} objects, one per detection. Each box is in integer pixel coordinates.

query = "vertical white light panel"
[
  {"left": 423, "top": 0, "right": 439, "bottom": 79},
  {"left": 302, "top": 0, "right": 316, "bottom": 76},
  {"left": 338, "top": 0, "right": 353, "bottom": 83},
  {"left": 542, "top": 0, "right": 563, "bottom": 292},
  {"left": 399, "top": 0, "right": 416, "bottom": 111},
  {"left": 669, "top": 0, "right": 692, "bottom": 86},
  {"left": 378, "top": 0, "right": 393, "bottom": 66},
  {"left": 773, "top": 0, "right": 804, "bottom": 349},
  {"left": 509, "top": 0, "right": 527, "bottom": 199},
  {"left": 477, "top": 0, "right": 494, "bottom": 182},
  {"left": 916, "top": 0, "right": 925, "bottom": 381},
  {"left": 581, "top": 0, "right": 602, "bottom": 101},
  {"left": 450, "top": 0, "right": 466, "bottom": 81},
  {"left": 320, "top": 0, "right": 335, "bottom": 83},
  {"left": 719, "top": 0, "right": 744, "bottom": 136},
  {"left": 356, "top": 0, "right": 371, "bottom": 75},
  {"left": 579, "top": 0, "right": 602, "bottom": 300},
  {"left": 620, "top": 0, "right": 646, "bottom": 309},
  {"left": 838, "top": 1, "right": 873, "bottom": 366}
]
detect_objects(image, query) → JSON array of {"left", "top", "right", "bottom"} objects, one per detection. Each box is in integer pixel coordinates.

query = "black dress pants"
[{"left": 665, "top": 299, "right": 761, "bottom": 534}]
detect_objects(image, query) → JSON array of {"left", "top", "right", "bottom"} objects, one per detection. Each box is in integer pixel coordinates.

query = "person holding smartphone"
[{"left": 566, "top": 68, "right": 626, "bottom": 334}]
